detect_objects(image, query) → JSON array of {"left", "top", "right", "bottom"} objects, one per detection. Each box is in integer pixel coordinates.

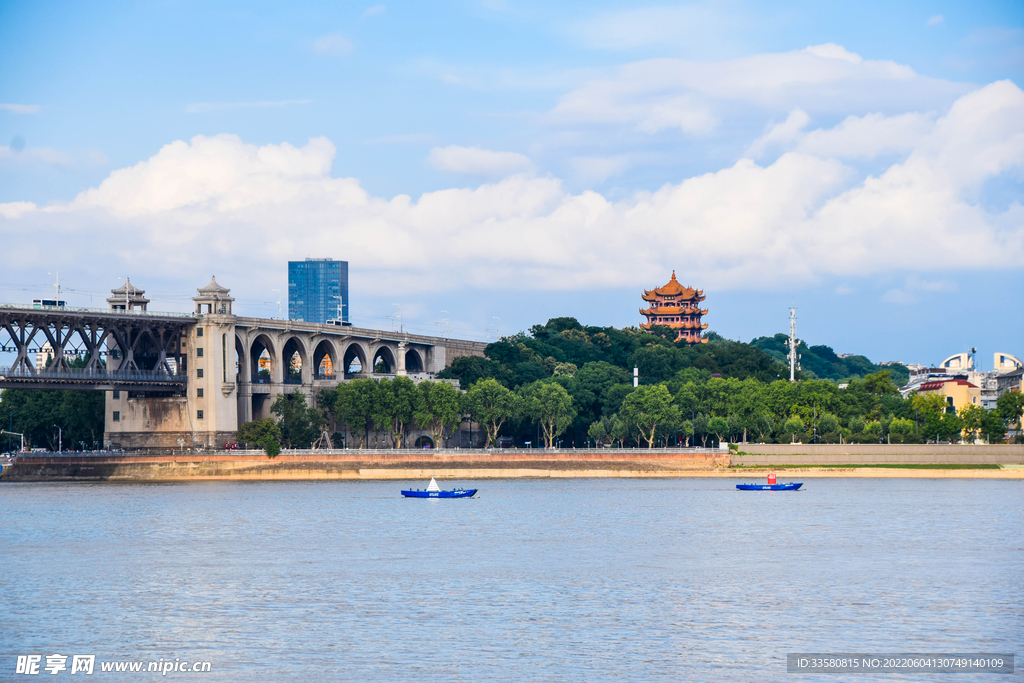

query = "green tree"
[
  {"left": 271, "top": 390, "right": 325, "bottom": 448},
  {"left": 996, "top": 391, "right": 1024, "bottom": 426},
  {"left": 336, "top": 379, "right": 376, "bottom": 448},
  {"left": 414, "top": 381, "right": 463, "bottom": 447},
  {"left": 0, "top": 387, "right": 104, "bottom": 452},
  {"left": 236, "top": 418, "right": 283, "bottom": 456},
  {"left": 608, "top": 414, "right": 630, "bottom": 447},
  {"left": 751, "top": 412, "right": 773, "bottom": 443},
  {"left": 819, "top": 412, "right": 839, "bottom": 436},
  {"left": 848, "top": 416, "right": 866, "bottom": 434},
  {"left": 783, "top": 416, "right": 805, "bottom": 442},
  {"left": 864, "top": 420, "right": 882, "bottom": 440},
  {"left": 889, "top": 417, "right": 914, "bottom": 441},
  {"left": 958, "top": 404, "right": 986, "bottom": 443},
  {"left": 369, "top": 379, "right": 395, "bottom": 448},
  {"left": 385, "top": 376, "right": 418, "bottom": 448},
  {"left": 587, "top": 417, "right": 610, "bottom": 447},
  {"left": 522, "top": 382, "right": 576, "bottom": 447},
  {"left": 693, "top": 412, "right": 711, "bottom": 447},
  {"left": 980, "top": 409, "right": 1007, "bottom": 443},
  {"left": 465, "top": 378, "right": 521, "bottom": 447},
  {"left": 708, "top": 415, "right": 729, "bottom": 446},
  {"left": 677, "top": 419, "right": 694, "bottom": 447},
  {"left": 619, "top": 384, "right": 679, "bottom": 448}
]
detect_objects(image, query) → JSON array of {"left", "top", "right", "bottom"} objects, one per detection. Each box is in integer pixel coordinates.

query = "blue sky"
[{"left": 1, "top": 0, "right": 1022, "bottom": 369}]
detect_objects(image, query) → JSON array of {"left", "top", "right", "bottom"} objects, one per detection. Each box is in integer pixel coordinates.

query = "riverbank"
[{"left": 3, "top": 448, "right": 1023, "bottom": 481}]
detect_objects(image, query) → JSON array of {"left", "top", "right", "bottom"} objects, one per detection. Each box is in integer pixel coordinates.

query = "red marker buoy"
[{"left": 768, "top": 473, "right": 777, "bottom": 485}]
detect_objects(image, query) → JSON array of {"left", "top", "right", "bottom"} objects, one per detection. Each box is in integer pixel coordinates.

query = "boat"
[
  {"left": 401, "top": 477, "right": 477, "bottom": 499},
  {"left": 736, "top": 473, "right": 802, "bottom": 491}
]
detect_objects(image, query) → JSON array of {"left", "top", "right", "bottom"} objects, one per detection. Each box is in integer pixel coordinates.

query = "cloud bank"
[{"left": 2, "top": 80, "right": 1022, "bottom": 302}]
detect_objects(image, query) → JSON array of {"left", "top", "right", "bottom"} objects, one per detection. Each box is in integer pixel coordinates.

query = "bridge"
[{"left": 0, "top": 278, "right": 487, "bottom": 449}]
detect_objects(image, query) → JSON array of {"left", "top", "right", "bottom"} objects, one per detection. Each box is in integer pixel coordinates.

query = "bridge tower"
[{"left": 190, "top": 277, "right": 240, "bottom": 447}]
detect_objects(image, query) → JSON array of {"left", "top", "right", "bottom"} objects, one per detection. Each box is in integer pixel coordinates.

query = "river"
[{"left": 1, "top": 478, "right": 1020, "bottom": 681}]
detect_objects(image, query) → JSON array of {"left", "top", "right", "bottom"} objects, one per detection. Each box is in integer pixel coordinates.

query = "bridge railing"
[
  {"left": 0, "top": 366, "right": 188, "bottom": 383},
  {"left": 0, "top": 303, "right": 195, "bottom": 320}
]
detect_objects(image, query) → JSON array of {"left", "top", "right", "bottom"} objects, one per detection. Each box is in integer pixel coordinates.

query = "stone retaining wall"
[{"left": 733, "top": 444, "right": 1024, "bottom": 465}]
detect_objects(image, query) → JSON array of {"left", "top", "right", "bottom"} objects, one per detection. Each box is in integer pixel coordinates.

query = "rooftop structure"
[
  {"left": 639, "top": 271, "right": 708, "bottom": 345},
  {"left": 107, "top": 278, "right": 149, "bottom": 312},
  {"left": 901, "top": 350, "right": 1023, "bottom": 409}
]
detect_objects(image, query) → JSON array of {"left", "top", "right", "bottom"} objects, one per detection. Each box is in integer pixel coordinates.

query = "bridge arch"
[
  {"left": 405, "top": 348, "right": 424, "bottom": 374},
  {"left": 342, "top": 342, "right": 368, "bottom": 378},
  {"left": 282, "top": 336, "right": 309, "bottom": 384},
  {"left": 372, "top": 345, "right": 396, "bottom": 375},
  {"left": 312, "top": 338, "right": 338, "bottom": 379},
  {"left": 234, "top": 334, "right": 248, "bottom": 383},
  {"left": 250, "top": 334, "right": 276, "bottom": 384}
]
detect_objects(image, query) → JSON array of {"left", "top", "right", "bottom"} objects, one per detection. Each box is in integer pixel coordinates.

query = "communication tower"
[{"left": 786, "top": 307, "right": 801, "bottom": 382}]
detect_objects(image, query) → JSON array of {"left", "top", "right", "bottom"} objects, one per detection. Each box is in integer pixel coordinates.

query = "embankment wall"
[
  {"left": 732, "top": 444, "right": 1024, "bottom": 466},
  {"left": 3, "top": 446, "right": 1024, "bottom": 481}
]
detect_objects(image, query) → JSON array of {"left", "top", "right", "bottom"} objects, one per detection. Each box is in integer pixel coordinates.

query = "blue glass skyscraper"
[{"left": 288, "top": 258, "right": 349, "bottom": 324}]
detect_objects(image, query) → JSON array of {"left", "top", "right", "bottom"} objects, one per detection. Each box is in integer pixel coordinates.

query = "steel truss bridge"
[{"left": 0, "top": 304, "right": 192, "bottom": 392}]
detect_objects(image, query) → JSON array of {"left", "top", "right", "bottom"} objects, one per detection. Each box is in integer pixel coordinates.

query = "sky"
[{"left": 1, "top": 0, "right": 1022, "bottom": 369}]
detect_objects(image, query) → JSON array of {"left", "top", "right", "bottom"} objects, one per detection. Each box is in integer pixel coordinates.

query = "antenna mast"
[{"left": 786, "top": 307, "right": 800, "bottom": 382}]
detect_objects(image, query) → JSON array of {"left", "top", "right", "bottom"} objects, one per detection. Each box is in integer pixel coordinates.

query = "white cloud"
[
  {"left": 185, "top": 100, "right": 313, "bottom": 114},
  {"left": 0, "top": 103, "right": 41, "bottom": 114},
  {"left": 547, "top": 44, "right": 968, "bottom": 136},
  {"left": 428, "top": 145, "right": 533, "bottom": 175},
  {"left": 927, "top": 15, "right": 944, "bottom": 27},
  {"left": 1, "top": 81, "right": 1021, "bottom": 301},
  {"left": 311, "top": 34, "right": 354, "bottom": 56},
  {"left": 363, "top": 4, "right": 386, "bottom": 17},
  {"left": 747, "top": 109, "right": 810, "bottom": 157},
  {"left": 794, "top": 111, "right": 935, "bottom": 159},
  {"left": 0, "top": 201, "right": 35, "bottom": 219}
]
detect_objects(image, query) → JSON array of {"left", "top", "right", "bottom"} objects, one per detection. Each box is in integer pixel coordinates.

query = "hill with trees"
[
  {"left": 273, "top": 318, "right": 1016, "bottom": 451},
  {"left": 750, "top": 334, "right": 910, "bottom": 385}
]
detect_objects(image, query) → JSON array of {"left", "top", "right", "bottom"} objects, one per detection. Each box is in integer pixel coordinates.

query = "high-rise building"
[{"left": 288, "top": 258, "right": 349, "bottom": 325}]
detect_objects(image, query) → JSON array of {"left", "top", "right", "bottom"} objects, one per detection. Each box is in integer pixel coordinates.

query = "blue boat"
[
  {"left": 402, "top": 477, "right": 477, "bottom": 499},
  {"left": 737, "top": 474, "right": 802, "bottom": 491},
  {"left": 736, "top": 482, "right": 802, "bottom": 491}
]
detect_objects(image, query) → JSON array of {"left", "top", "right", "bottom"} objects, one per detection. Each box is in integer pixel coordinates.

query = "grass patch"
[{"left": 730, "top": 463, "right": 1003, "bottom": 470}]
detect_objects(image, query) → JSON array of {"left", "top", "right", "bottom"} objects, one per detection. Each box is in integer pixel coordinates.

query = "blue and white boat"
[
  {"left": 737, "top": 473, "right": 802, "bottom": 491},
  {"left": 401, "top": 477, "right": 477, "bottom": 499},
  {"left": 736, "top": 482, "right": 802, "bottom": 491}
]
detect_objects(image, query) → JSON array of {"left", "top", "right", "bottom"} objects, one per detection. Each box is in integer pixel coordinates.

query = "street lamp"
[
  {"left": 8, "top": 410, "right": 16, "bottom": 453},
  {"left": 53, "top": 424, "right": 62, "bottom": 453}
]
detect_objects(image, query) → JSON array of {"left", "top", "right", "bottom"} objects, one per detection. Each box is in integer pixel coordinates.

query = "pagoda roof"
[
  {"left": 196, "top": 276, "right": 230, "bottom": 294},
  {"left": 107, "top": 278, "right": 149, "bottom": 304},
  {"left": 642, "top": 271, "right": 704, "bottom": 300},
  {"left": 108, "top": 278, "right": 147, "bottom": 297}
]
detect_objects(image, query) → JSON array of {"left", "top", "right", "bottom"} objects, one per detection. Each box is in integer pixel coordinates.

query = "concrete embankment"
[
  {"left": 732, "top": 443, "right": 1024, "bottom": 466},
  {"left": 3, "top": 446, "right": 1023, "bottom": 481}
]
